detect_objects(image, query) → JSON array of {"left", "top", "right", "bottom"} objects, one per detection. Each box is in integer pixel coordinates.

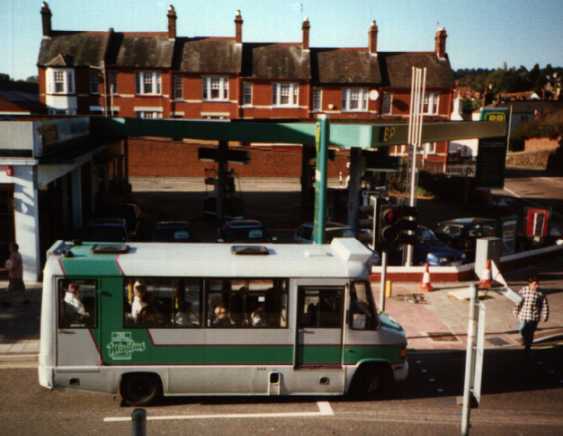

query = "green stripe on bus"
[{"left": 62, "top": 254, "right": 122, "bottom": 276}]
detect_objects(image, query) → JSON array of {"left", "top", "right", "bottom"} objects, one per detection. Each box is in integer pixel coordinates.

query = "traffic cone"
[
  {"left": 420, "top": 263, "right": 433, "bottom": 292},
  {"left": 479, "top": 259, "right": 492, "bottom": 289}
]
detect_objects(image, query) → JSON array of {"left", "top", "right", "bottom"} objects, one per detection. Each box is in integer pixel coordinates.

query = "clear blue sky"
[{"left": 1, "top": 0, "right": 562, "bottom": 80}]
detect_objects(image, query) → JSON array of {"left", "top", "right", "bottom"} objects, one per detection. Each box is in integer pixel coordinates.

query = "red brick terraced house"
[{"left": 36, "top": 2, "right": 455, "bottom": 176}]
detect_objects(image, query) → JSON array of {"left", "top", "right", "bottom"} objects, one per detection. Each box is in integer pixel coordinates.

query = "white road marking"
[{"left": 104, "top": 401, "right": 334, "bottom": 423}]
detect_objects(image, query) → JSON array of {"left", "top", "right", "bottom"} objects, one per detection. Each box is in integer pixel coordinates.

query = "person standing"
[
  {"left": 4, "top": 242, "right": 27, "bottom": 306},
  {"left": 513, "top": 275, "right": 549, "bottom": 354}
]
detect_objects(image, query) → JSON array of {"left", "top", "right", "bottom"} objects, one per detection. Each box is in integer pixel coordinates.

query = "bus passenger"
[
  {"left": 63, "top": 282, "right": 89, "bottom": 323},
  {"left": 250, "top": 305, "right": 267, "bottom": 327},
  {"left": 212, "top": 304, "right": 232, "bottom": 327},
  {"left": 131, "top": 281, "right": 148, "bottom": 322},
  {"left": 175, "top": 301, "right": 199, "bottom": 327}
]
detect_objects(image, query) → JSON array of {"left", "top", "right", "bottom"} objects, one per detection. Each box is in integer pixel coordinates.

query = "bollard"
[{"left": 132, "top": 408, "right": 147, "bottom": 436}]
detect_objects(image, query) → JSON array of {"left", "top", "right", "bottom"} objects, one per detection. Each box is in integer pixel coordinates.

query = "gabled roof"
[
  {"left": 242, "top": 43, "right": 310, "bottom": 80},
  {"left": 112, "top": 32, "right": 174, "bottom": 68},
  {"left": 381, "top": 52, "right": 454, "bottom": 89},
  {"left": 37, "top": 31, "right": 109, "bottom": 67},
  {"left": 312, "top": 48, "right": 382, "bottom": 84},
  {"left": 176, "top": 37, "right": 242, "bottom": 74}
]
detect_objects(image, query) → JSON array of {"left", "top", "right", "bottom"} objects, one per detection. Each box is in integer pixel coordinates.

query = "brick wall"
[{"left": 128, "top": 138, "right": 349, "bottom": 177}]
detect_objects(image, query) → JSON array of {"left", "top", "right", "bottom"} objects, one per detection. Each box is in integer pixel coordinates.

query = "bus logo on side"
[{"left": 106, "top": 331, "right": 146, "bottom": 360}]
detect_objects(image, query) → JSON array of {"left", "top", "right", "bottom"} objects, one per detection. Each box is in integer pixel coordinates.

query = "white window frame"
[
  {"left": 342, "top": 87, "right": 368, "bottom": 112},
  {"left": 312, "top": 88, "right": 322, "bottom": 112},
  {"left": 422, "top": 142, "right": 436, "bottom": 155},
  {"left": 423, "top": 93, "right": 439, "bottom": 115},
  {"left": 108, "top": 71, "right": 117, "bottom": 94},
  {"left": 272, "top": 82, "right": 299, "bottom": 107},
  {"left": 203, "top": 76, "right": 229, "bottom": 101},
  {"left": 173, "top": 75, "right": 183, "bottom": 100},
  {"left": 136, "top": 111, "right": 163, "bottom": 120},
  {"left": 47, "top": 68, "right": 75, "bottom": 95},
  {"left": 242, "top": 81, "right": 252, "bottom": 106},
  {"left": 136, "top": 71, "right": 162, "bottom": 96},
  {"left": 381, "top": 92, "right": 393, "bottom": 115},
  {"left": 89, "top": 70, "right": 99, "bottom": 95}
]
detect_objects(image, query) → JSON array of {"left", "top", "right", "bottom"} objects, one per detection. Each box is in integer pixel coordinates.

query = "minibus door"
[{"left": 295, "top": 286, "right": 344, "bottom": 368}]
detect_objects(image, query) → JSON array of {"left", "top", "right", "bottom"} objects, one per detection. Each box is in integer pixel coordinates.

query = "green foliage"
[{"left": 455, "top": 64, "right": 562, "bottom": 95}]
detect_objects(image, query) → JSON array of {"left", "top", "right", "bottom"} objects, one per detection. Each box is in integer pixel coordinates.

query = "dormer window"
[
  {"left": 47, "top": 68, "right": 75, "bottom": 95},
  {"left": 136, "top": 71, "right": 161, "bottom": 95}
]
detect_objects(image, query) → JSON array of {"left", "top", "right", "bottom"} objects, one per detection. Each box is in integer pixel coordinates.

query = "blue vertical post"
[{"left": 313, "top": 115, "right": 329, "bottom": 244}]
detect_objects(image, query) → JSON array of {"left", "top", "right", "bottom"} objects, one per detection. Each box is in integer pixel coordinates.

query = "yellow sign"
[
  {"left": 315, "top": 122, "right": 321, "bottom": 152},
  {"left": 484, "top": 112, "right": 505, "bottom": 123}
]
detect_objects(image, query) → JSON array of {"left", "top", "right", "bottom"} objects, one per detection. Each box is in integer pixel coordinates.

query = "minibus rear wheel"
[
  {"left": 120, "top": 373, "right": 163, "bottom": 406},
  {"left": 349, "top": 363, "right": 391, "bottom": 399}
]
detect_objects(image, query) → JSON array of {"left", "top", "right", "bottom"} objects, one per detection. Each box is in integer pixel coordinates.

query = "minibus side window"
[
  {"left": 349, "top": 281, "right": 378, "bottom": 330},
  {"left": 206, "top": 278, "right": 289, "bottom": 328},
  {"left": 58, "top": 279, "right": 97, "bottom": 329},
  {"left": 300, "top": 288, "right": 343, "bottom": 328},
  {"left": 123, "top": 278, "right": 202, "bottom": 328}
]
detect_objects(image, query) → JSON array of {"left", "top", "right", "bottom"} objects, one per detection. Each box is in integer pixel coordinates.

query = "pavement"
[{"left": 1, "top": 271, "right": 561, "bottom": 362}]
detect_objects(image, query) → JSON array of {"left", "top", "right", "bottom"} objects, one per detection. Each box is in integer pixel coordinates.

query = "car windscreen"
[
  {"left": 230, "top": 227, "right": 264, "bottom": 241},
  {"left": 439, "top": 224, "right": 464, "bottom": 237}
]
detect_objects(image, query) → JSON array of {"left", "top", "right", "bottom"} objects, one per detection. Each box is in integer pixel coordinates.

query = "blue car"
[{"left": 414, "top": 226, "right": 466, "bottom": 266}]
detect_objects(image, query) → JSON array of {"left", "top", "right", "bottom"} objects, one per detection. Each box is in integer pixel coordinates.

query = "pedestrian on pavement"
[
  {"left": 513, "top": 274, "right": 549, "bottom": 354},
  {"left": 4, "top": 242, "right": 27, "bottom": 306}
]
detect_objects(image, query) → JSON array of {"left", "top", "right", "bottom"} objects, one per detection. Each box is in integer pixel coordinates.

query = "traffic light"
[
  {"left": 378, "top": 205, "right": 417, "bottom": 250},
  {"left": 357, "top": 195, "right": 377, "bottom": 247}
]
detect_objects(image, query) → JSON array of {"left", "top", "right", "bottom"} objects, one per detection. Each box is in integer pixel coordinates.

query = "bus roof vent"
[
  {"left": 231, "top": 245, "right": 270, "bottom": 256},
  {"left": 92, "top": 244, "right": 130, "bottom": 254}
]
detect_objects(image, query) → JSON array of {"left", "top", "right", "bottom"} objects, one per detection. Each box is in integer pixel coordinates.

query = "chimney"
[
  {"left": 235, "top": 10, "right": 243, "bottom": 43},
  {"left": 368, "top": 20, "right": 378, "bottom": 55},
  {"left": 302, "top": 17, "right": 310, "bottom": 50},
  {"left": 435, "top": 26, "right": 447, "bottom": 60},
  {"left": 167, "top": 4, "right": 177, "bottom": 40},
  {"left": 41, "top": 1, "right": 52, "bottom": 38}
]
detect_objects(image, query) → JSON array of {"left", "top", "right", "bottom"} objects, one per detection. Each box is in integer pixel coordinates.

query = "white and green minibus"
[{"left": 39, "top": 238, "right": 408, "bottom": 405}]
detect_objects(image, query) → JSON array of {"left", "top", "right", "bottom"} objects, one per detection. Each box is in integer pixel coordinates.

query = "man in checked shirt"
[{"left": 513, "top": 274, "right": 549, "bottom": 354}]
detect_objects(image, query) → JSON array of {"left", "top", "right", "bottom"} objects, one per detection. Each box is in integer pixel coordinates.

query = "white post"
[
  {"left": 378, "top": 251, "right": 388, "bottom": 313},
  {"left": 461, "top": 284, "right": 478, "bottom": 436},
  {"left": 405, "top": 67, "right": 426, "bottom": 266}
]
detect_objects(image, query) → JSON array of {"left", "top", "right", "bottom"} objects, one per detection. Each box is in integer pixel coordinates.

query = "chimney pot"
[
  {"left": 368, "top": 19, "right": 378, "bottom": 55},
  {"left": 235, "top": 10, "right": 243, "bottom": 43},
  {"left": 302, "top": 17, "right": 311, "bottom": 50},
  {"left": 435, "top": 26, "right": 447, "bottom": 60},
  {"left": 167, "top": 4, "right": 177, "bottom": 40},
  {"left": 41, "top": 1, "right": 52, "bottom": 38}
]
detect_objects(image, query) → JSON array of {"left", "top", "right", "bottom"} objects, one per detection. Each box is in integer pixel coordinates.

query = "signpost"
[{"left": 461, "top": 284, "right": 486, "bottom": 436}]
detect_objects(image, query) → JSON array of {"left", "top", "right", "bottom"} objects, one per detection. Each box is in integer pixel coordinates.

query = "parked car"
[
  {"left": 413, "top": 226, "right": 466, "bottom": 266},
  {"left": 435, "top": 217, "right": 499, "bottom": 260},
  {"left": 85, "top": 218, "right": 128, "bottom": 242},
  {"left": 95, "top": 202, "right": 143, "bottom": 240},
  {"left": 218, "top": 219, "right": 272, "bottom": 243},
  {"left": 294, "top": 222, "right": 356, "bottom": 244},
  {"left": 152, "top": 221, "right": 194, "bottom": 242}
]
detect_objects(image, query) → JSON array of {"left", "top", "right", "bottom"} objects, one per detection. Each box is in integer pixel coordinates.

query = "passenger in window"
[
  {"left": 250, "top": 304, "right": 267, "bottom": 327},
  {"left": 212, "top": 304, "right": 233, "bottom": 327},
  {"left": 131, "top": 281, "right": 148, "bottom": 322},
  {"left": 63, "top": 282, "right": 89, "bottom": 323},
  {"left": 175, "top": 300, "right": 199, "bottom": 327}
]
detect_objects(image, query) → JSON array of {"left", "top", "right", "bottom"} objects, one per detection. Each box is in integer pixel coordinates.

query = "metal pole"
[
  {"left": 131, "top": 408, "right": 147, "bottom": 436},
  {"left": 461, "top": 284, "right": 478, "bottom": 436},
  {"left": 406, "top": 68, "right": 421, "bottom": 265},
  {"left": 371, "top": 195, "right": 378, "bottom": 250},
  {"left": 313, "top": 115, "right": 329, "bottom": 244},
  {"left": 217, "top": 140, "right": 228, "bottom": 223},
  {"left": 379, "top": 251, "right": 388, "bottom": 313}
]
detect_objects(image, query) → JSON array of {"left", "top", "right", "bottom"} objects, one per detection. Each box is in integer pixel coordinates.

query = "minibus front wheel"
[
  {"left": 349, "top": 363, "right": 392, "bottom": 399},
  {"left": 120, "top": 373, "right": 163, "bottom": 406}
]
